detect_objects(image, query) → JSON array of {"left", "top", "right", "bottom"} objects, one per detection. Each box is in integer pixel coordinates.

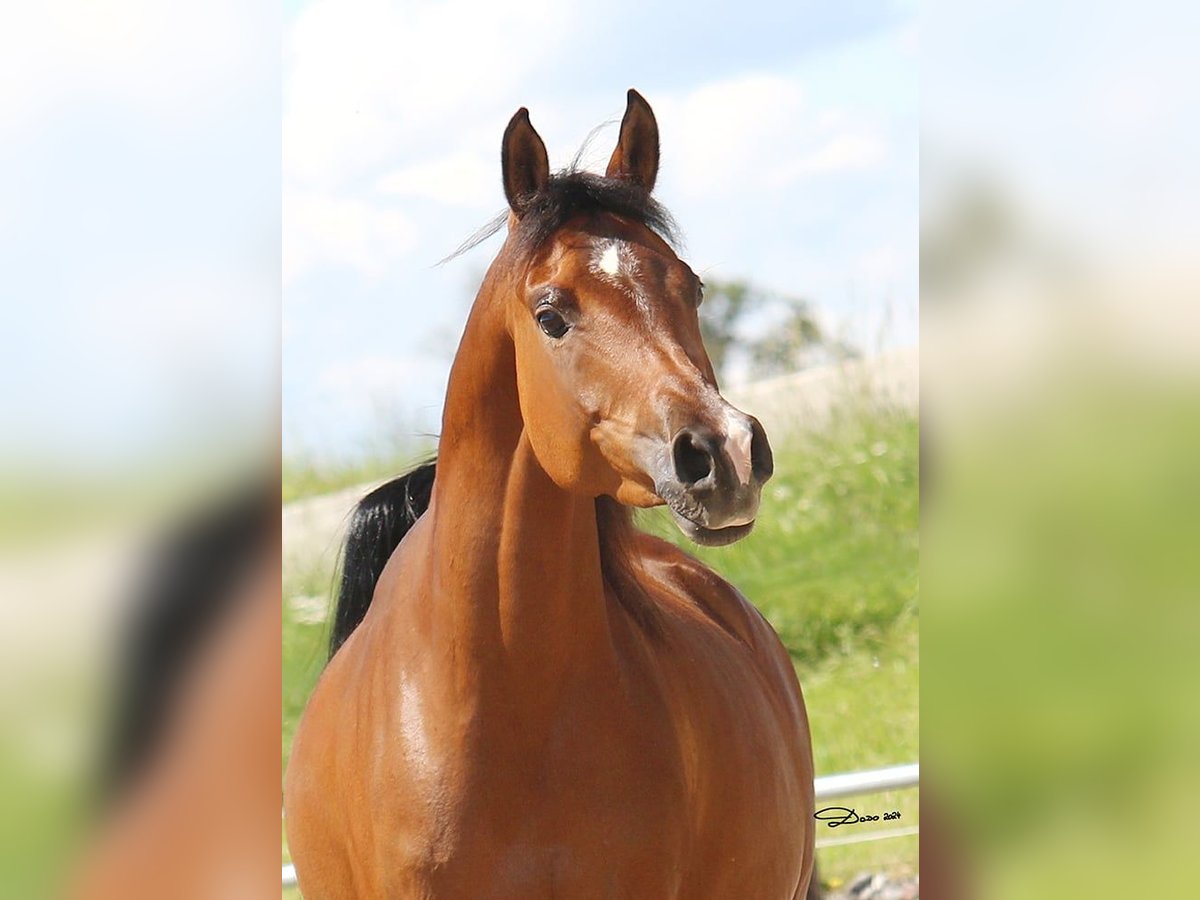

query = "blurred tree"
[
  {"left": 921, "top": 174, "right": 1019, "bottom": 297},
  {"left": 697, "top": 278, "right": 759, "bottom": 379},
  {"left": 699, "top": 278, "right": 856, "bottom": 383},
  {"left": 921, "top": 172, "right": 1075, "bottom": 299}
]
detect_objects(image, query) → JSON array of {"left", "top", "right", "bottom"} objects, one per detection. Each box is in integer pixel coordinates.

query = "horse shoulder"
[
  {"left": 630, "top": 532, "right": 808, "bottom": 725},
  {"left": 631, "top": 532, "right": 768, "bottom": 651}
]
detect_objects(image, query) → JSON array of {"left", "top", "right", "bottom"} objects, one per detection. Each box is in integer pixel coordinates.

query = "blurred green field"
[{"left": 282, "top": 407, "right": 918, "bottom": 893}]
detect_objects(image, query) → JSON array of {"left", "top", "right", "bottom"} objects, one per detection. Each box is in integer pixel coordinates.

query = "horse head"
[{"left": 492, "top": 90, "right": 773, "bottom": 547}]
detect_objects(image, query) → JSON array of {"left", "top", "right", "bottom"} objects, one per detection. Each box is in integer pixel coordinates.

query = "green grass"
[
  {"left": 281, "top": 407, "right": 918, "bottom": 890},
  {"left": 282, "top": 438, "right": 435, "bottom": 504},
  {"left": 637, "top": 409, "right": 919, "bottom": 667}
]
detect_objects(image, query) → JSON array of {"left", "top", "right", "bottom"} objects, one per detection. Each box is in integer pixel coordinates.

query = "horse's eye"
[
  {"left": 695, "top": 281, "right": 705, "bottom": 307},
  {"left": 535, "top": 307, "right": 569, "bottom": 339}
]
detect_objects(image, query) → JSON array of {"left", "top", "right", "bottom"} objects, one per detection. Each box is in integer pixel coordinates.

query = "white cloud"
[
  {"left": 377, "top": 152, "right": 496, "bottom": 208},
  {"left": 769, "top": 133, "right": 886, "bottom": 185},
  {"left": 653, "top": 74, "right": 808, "bottom": 198},
  {"left": 284, "top": 0, "right": 574, "bottom": 189},
  {"left": 651, "top": 73, "right": 887, "bottom": 198},
  {"left": 282, "top": 0, "right": 576, "bottom": 285},
  {"left": 283, "top": 188, "right": 418, "bottom": 286},
  {"left": 0, "top": 0, "right": 265, "bottom": 133}
]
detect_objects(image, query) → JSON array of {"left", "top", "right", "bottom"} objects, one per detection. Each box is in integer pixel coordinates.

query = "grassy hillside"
[{"left": 282, "top": 406, "right": 918, "bottom": 891}]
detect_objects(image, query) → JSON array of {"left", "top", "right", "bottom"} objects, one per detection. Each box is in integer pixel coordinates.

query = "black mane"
[
  {"left": 444, "top": 169, "right": 680, "bottom": 263},
  {"left": 104, "top": 483, "right": 273, "bottom": 802}
]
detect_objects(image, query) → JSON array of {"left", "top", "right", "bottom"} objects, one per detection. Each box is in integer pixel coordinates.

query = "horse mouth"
[
  {"left": 654, "top": 481, "right": 758, "bottom": 547},
  {"left": 667, "top": 507, "right": 756, "bottom": 547}
]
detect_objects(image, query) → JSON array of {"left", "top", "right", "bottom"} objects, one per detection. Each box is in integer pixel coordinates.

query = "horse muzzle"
[{"left": 655, "top": 411, "right": 773, "bottom": 547}]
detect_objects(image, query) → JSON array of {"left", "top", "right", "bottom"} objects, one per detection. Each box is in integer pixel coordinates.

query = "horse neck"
[{"left": 428, "top": 262, "right": 614, "bottom": 698}]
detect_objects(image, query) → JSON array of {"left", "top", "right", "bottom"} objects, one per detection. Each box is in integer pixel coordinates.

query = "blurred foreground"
[
  {"left": 923, "top": 2, "right": 1200, "bottom": 895},
  {"left": 0, "top": 1, "right": 279, "bottom": 895},
  {"left": 0, "top": 478, "right": 282, "bottom": 899}
]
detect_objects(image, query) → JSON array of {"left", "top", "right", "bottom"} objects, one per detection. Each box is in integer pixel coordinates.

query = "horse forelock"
[{"left": 442, "top": 169, "right": 680, "bottom": 267}]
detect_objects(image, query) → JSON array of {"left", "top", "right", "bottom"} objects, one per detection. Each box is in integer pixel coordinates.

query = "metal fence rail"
[
  {"left": 814, "top": 762, "right": 919, "bottom": 800},
  {"left": 282, "top": 763, "right": 919, "bottom": 889},
  {"left": 811, "top": 762, "right": 920, "bottom": 852}
]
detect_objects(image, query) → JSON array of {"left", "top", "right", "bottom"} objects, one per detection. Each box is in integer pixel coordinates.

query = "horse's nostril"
[
  {"left": 673, "top": 430, "right": 714, "bottom": 486},
  {"left": 750, "top": 418, "right": 774, "bottom": 482}
]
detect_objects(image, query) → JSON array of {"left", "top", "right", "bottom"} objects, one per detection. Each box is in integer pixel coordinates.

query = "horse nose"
[
  {"left": 748, "top": 416, "right": 774, "bottom": 483},
  {"left": 664, "top": 411, "right": 772, "bottom": 535},
  {"left": 671, "top": 415, "right": 773, "bottom": 491},
  {"left": 672, "top": 427, "right": 719, "bottom": 488}
]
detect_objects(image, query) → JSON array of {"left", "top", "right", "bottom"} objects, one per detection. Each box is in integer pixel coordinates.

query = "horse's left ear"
[{"left": 606, "top": 89, "right": 659, "bottom": 193}]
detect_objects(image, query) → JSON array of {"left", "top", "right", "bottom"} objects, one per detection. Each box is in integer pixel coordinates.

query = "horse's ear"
[
  {"left": 501, "top": 107, "right": 550, "bottom": 216},
  {"left": 606, "top": 89, "right": 660, "bottom": 193}
]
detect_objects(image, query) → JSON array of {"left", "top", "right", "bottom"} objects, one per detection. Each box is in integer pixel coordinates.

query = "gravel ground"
[{"left": 822, "top": 870, "right": 919, "bottom": 900}]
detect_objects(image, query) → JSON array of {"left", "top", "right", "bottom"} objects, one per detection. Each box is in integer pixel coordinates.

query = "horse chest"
[
  {"left": 382, "top": 665, "right": 799, "bottom": 898},
  {"left": 381, "top": 718, "right": 690, "bottom": 898}
]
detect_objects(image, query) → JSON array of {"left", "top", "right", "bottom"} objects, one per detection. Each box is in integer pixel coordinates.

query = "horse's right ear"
[{"left": 501, "top": 108, "right": 550, "bottom": 216}]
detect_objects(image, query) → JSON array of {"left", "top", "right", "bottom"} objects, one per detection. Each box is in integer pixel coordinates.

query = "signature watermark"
[{"left": 814, "top": 807, "right": 902, "bottom": 828}]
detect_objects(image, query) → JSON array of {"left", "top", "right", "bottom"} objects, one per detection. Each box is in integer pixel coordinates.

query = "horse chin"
[
  {"left": 668, "top": 509, "right": 756, "bottom": 547},
  {"left": 613, "top": 479, "right": 663, "bottom": 507}
]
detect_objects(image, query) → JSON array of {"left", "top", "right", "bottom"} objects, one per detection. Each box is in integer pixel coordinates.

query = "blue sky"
[
  {"left": 283, "top": 0, "right": 919, "bottom": 458},
  {"left": 7, "top": 2, "right": 1194, "bottom": 473},
  {"left": 1, "top": 1, "right": 278, "bottom": 475}
]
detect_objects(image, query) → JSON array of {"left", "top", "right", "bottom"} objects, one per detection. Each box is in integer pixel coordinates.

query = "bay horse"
[{"left": 285, "top": 90, "right": 815, "bottom": 898}]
